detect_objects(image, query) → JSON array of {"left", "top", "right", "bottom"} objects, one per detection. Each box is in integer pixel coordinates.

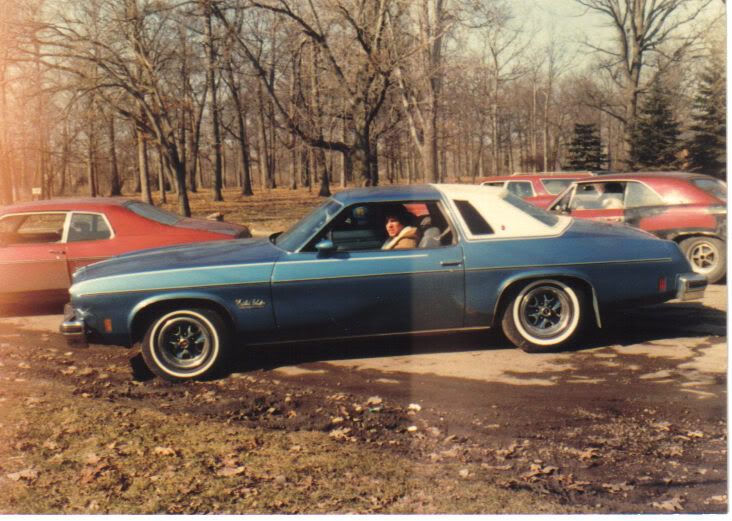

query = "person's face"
[{"left": 385, "top": 216, "right": 404, "bottom": 237}]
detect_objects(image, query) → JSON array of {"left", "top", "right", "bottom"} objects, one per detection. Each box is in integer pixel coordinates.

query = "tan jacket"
[{"left": 382, "top": 226, "right": 420, "bottom": 250}]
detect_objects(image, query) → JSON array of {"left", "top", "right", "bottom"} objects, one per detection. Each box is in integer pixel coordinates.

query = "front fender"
[
  {"left": 128, "top": 291, "right": 237, "bottom": 335},
  {"left": 492, "top": 269, "right": 602, "bottom": 328}
]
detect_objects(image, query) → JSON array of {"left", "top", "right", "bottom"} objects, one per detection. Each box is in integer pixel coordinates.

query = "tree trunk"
[
  {"left": 86, "top": 113, "right": 97, "bottom": 197},
  {"left": 157, "top": 148, "right": 167, "bottom": 203},
  {"left": 205, "top": 2, "right": 223, "bottom": 201},
  {"left": 317, "top": 148, "right": 331, "bottom": 197},
  {"left": 108, "top": 116, "right": 122, "bottom": 196},
  {"left": 136, "top": 126, "right": 152, "bottom": 204}
]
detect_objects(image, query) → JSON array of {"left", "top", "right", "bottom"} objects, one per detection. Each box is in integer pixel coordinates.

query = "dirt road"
[{"left": 0, "top": 286, "right": 726, "bottom": 513}]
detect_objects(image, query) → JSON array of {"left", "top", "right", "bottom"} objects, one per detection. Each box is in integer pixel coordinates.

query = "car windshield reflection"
[{"left": 274, "top": 199, "right": 343, "bottom": 251}]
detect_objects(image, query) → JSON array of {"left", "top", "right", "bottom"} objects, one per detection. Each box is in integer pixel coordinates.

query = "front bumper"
[
  {"left": 676, "top": 273, "right": 707, "bottom": 301},
  {"left": 59, "top": 303, "right": 88, "bottom": 347}
]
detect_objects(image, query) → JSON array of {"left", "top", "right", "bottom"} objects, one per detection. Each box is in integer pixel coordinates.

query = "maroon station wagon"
[
  {"left": 548, "top": 172, "right": 727, "bottom": 283},
  {"left": 479, "top": 172, "right": 595, "bottom": 208}
]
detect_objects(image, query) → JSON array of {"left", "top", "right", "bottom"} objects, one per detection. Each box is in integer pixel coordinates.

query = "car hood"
[{"left": 73, "top": 238, "right": 281, "bottom": 285}]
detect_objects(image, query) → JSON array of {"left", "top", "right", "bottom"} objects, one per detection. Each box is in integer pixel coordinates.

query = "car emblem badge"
[{"left": 235, "top": 298, "right": 266, "bottom": 310}]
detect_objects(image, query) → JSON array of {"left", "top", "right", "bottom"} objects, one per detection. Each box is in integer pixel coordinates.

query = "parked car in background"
[
  {"left": 61, "top": 184, "right": 705, "bottom": 381},
  {"left": 479, "top": 172, "right": 595, "bottom": 208},
  {"left": 0, "top": 198, "right": 251, "bottom": 310},
  {"left": 548, "top": 172, "right": 727, "bottom": 283}
]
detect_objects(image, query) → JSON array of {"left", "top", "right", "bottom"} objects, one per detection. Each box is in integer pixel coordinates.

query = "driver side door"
[
  {"left": 0, "top": 212, "right": 71, "bottom": 305},
  {"left": 270, "top": 201, "right": 466, "bottom": 340}
]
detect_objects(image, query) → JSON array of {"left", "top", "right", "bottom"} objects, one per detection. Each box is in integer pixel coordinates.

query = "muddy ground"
[{"left": 0, "top": 285, "right": 726, "bottom": 514}]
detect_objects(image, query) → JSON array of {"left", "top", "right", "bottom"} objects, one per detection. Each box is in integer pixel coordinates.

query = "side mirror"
[{"left": 315, "top": 239, "right": 336, "bottom": 254}]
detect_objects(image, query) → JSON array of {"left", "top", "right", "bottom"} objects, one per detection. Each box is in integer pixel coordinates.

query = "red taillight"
[
  {"left": 104, "top": 318, "right": 113, "bottom": 332},
  {"left": 658, "top": 276, "right": 667, "bottom": 292}
]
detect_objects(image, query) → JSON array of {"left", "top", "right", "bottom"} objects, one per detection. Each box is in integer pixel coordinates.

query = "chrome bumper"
[
  {"left": 676, "top": 273, "right": 707, "bottom": 301},
  {"left": 60, "top": 303, "right": 88, "bottom": 347}
]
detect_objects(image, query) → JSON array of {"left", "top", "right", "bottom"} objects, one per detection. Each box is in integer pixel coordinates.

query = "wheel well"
[
  {"left": 492, "top": 276, "right": 599, "bottom": 328},
  {"left": 130, "top": 298, "right": 235, "bottom": 345},
  {"left": 673, "top": 233, "right": 723, "bottom": 244}
]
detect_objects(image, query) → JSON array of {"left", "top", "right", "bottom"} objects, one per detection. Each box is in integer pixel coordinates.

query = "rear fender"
[{"left": 492, "top": 270, "right": 602, "bottom": 329}]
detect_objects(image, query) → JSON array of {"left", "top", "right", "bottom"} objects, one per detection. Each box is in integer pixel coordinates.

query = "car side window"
[
  {"left": 454, "top": 200, "right": 494, "bottom": 235},
  {"left": 570, "top": 182, "right": 625, "bottom": 210},
  {"left": 308, "top": 201, "right": 454, "bottom": 252},
  {"left": 2, "top": 213, "right": 67, "bottom": 244},
  {"left": 68, "top": 213, "right": 112, "bottom": 242},
  {"left": 505, "top": 181, "right": 535, "bottom": 198},
  {"left": 624, "top": 182, "right": 664, "bottom": 208}
]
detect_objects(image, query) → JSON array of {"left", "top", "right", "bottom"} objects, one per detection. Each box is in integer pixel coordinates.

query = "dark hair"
[{"left": 382, "top": 204, "right": 413, "bottom": 225}]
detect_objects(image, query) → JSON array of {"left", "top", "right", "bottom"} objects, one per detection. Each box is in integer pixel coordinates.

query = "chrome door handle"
[{"left": 440, "top": 260, "right": 462, "bottom": 267}]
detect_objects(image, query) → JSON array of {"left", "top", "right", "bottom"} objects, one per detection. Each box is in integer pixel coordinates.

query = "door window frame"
[
  {"left": 66, "top": 211, "right": 116, "bottom": 243},
  {"left": 303, "top": 199, "right": 456, "bottom": 253},
  {"left": 0, "top": 211, "right": 70, "bottom": 245}
]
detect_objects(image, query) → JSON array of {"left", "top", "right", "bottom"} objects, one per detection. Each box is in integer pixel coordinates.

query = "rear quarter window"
[
  {"left": 125, "top": 201, "right": 181, "bottom": 225},
  {"left": 454, "top": 200, "right": 494, "bottom": 235},
  {"left": 691, "top": 178, "right": 727, "bottom": 202}
]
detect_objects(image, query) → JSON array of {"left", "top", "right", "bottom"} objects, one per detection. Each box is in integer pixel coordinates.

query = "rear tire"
[
  {"left": 141, "top": 307, "right": 230, "bottom": 381},
  {"left": 501, "top": 279, "right": 586, "bottom": 353},
  {"left": 679, "top": 236, "right": 726, "bottom": 284}
]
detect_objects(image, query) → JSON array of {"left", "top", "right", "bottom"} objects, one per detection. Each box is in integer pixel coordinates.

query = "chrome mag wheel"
[{"left": 518, "top": 284, "right": 573, "bottom": 340}]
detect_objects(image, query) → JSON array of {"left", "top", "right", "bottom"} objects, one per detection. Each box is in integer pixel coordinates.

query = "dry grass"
[{"left": 0, "top": 376, "right": 571, "bottom": 514}]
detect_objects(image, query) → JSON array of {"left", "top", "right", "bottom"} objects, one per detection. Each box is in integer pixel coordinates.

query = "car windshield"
[
  {"left": 692, "top": 178, "right": 727, "bottom": 202},
  {"left": 500, "top": 191, "right": 559, "bottom": 226},
  {"left": 542, "top": 178, "right": 575, "bottom": 195},
  {"left": 125, "top": 201, "right": 182, "bottom": 225},
  {"left": 275, "top": 199, "right": 343, "bottom": 251}
]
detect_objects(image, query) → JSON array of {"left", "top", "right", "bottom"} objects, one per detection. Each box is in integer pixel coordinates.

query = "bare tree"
[
  {"left": 576, "top": 0, "right": 716, "bottom": 159},
  {"left": 212, "top": 0, "right": 396, "bottom": 186}
]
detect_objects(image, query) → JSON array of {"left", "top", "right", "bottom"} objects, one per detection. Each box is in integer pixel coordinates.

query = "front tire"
[
  {"left": 679, "top": 236, "right": 726, "bottom": 284},
  {"left": 141, "top": 308, "right": 230, "bottom": 381},
  {"left": 501, "top": 279, "right": 585, "bottom": 353}
]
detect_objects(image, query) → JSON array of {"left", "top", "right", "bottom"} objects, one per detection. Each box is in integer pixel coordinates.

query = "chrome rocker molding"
[{"left": 676, "top": 273, "right": 707, "bottom": 301}]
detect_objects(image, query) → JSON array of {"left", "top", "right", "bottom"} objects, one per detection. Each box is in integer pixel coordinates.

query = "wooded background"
[{"left": 0, "top": 0, "right": 725, "bottom": 216}]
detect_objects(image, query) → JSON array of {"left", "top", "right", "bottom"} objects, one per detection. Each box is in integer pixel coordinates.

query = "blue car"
[{"left": 61, "top": 185, "right": 706, "bottom": 381}]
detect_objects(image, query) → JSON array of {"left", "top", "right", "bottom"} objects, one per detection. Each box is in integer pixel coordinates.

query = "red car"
[
  {"left": 0, "top": 198, "right": 250, "bottom": 310},
  {"left": 548, "top": 172, "right": 727, "bottom": 283},
  {"left": 479, "top": 172, "right": 595, "bottom": 208}
]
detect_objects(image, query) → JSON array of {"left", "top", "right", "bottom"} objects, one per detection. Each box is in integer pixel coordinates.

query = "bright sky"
[{"left": 519, "top": 0, "right": 725, "bottom": 68}]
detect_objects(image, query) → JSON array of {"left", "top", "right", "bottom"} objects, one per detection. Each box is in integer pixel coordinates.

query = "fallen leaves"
[
  {"left": 6, "top": 468, "right": 39, "bottom": 483},
  {"left": 601, "top": 482, "right": 635, "bottom": 494},
  {"left": 216, "top": 466, "right": 246, "bottom": 478},
  {"left": 652, "top": 495, "right": 684, "bottom": 512},
  {"left": 329, "top": 427, "right": 353, "bottom": 441},
  {"left": 652, "top": 421, "right": 672, "bottom": 432},
  {"left": 522, "top": 463, "right": 558, "bottom": 481},
  {"left": 153, "top": 446, "right": 176, "bottom": 457},
  {"left": 80, "top": 462, "right": 111, "bottom": 484}
]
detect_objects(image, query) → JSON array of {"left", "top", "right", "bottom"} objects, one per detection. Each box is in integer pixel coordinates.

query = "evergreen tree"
[
  {"left": 566, "top": 123, "right": 607, "bottom": 171},
  {"left": 687, "top": 61, "right": 726, "bottom": 179},
  {"left": 629, "top": 81, "right": 680, "bottom": 170}
]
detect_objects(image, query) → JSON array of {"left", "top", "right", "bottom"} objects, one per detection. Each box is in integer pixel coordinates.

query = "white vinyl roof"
[{"left": 433, "top": 184, "right": 571, "bottom": 239}]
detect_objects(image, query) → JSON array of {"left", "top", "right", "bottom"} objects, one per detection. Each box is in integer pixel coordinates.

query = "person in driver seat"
[{"left": 382, "top": 205, "right": 420, "bottom": 250}]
